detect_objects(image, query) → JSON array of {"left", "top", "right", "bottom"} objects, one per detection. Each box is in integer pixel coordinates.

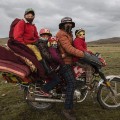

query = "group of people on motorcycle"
[{"left": 9, "top": 8, "right": 95, "bottom": 120}]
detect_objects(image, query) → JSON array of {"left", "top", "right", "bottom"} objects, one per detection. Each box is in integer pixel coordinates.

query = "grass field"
[{"left": 0, "top": 43, "right": 120, "bottom": 120}]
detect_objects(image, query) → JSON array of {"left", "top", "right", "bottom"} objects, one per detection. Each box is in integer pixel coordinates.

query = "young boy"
[
  {"left": 37, "top": 29, "right": 64, "bottom": 71},
  {"left": 36, "top": 28, "right": 63, "bottom": 96},
  {"left": 36, "top": 28, "right": 53, "bottom": 74},
  {"left": 73, "top": 28, "right": 94, "bottom": 88}
]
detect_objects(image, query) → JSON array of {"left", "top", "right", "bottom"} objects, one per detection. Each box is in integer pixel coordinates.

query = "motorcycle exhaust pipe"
[
  {"left": 26, "top": 96, "right": 88, "bottom": 103},
  {"left": 26, "top": 97, "right": 64, "bottom": 103}
]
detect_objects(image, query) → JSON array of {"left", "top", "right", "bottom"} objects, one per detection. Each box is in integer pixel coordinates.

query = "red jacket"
[
  {"left": 73, "top": 37, "right": 92, "bottom": 62},
  {"left": 14, "top": 19, "right": 39, "bottom": 44},
  {"left": 73, "top": 38, "right": 87, "bottom": 51}
]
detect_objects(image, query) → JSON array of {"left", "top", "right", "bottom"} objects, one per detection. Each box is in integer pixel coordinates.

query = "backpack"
[{"left": 9, "top": 18, "right": 23, "bottom": 39}]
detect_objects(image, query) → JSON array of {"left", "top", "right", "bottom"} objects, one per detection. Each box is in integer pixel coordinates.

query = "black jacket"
[{"left": 36, "top": 39, "right": 52, "bottom": 62}]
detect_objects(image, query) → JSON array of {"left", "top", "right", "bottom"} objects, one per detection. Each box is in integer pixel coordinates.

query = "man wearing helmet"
[{"left": 56, "top": 17, "right": 84, "bottom": 120}]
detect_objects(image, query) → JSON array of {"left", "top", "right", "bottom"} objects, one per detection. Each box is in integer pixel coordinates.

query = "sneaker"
[
  {"left": 38, "top": 89, "right": 52, "bottom": 97},
  {"left": 81, "top": 84, "right": 92, "bottom": 90},
  {"left": 86, "top": 84, "right": 92, "bottom": 90}
]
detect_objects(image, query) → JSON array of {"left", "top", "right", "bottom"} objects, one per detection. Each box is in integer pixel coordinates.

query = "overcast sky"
[{"left": 0, "top": 0, "right": 120, "bottom": 41}]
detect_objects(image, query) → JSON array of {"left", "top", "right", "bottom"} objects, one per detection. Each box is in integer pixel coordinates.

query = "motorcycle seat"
[{"left": 0, "top": 59, "right": 30, "bottom": 78}]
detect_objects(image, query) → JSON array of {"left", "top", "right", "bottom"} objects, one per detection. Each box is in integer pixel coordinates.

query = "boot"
[
  {"left": 62, "top": 109, "right": 76, "bottom": 120},
  {"left": 40, "top": 60, "right": 53, "bottom": 75}
]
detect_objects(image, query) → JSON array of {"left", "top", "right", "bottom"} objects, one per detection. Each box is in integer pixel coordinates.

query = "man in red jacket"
[
  {"left": 13, "top": 8, "right": 42, "bottom": 61},
  {"left": 13, "top": 8, "right": 48, "bottom": 77}
]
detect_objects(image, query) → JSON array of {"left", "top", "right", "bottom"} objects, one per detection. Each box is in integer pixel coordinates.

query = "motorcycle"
[{"left": 0, "top": 46, "right": 120, "bottom": 110}]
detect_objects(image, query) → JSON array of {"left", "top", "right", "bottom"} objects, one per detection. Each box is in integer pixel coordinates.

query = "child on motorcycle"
[
  {"left": 37, "top": 29, "right": 64, "bottom": 71},
  {"left": 35, "top": 28, "right": 63, "bottom": 96},
  {"left": 47, "top": 36, "right": 64, "bottom": 70},
  {"left": 73, "top": 28, "right": 94, "bottom": 88},
  {"left": 36, "top": 28, "right": 53, "bottom": 74}
]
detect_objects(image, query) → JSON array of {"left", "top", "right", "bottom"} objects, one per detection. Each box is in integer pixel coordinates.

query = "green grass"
[{"left": 0, "top": 43, "right": 120, "bottom": 120}]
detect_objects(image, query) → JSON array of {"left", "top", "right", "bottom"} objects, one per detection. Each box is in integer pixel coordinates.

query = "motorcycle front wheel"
[
  {"left": 24, "top": 88, "right": 52, "bottom": 111},
  {"left": 97, "top": 77, "right": 120, "bottom": 109}
]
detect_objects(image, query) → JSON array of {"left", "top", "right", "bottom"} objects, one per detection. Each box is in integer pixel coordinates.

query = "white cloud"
[{"left": 0, "top": 0, "right": 120, "bottom": 41}]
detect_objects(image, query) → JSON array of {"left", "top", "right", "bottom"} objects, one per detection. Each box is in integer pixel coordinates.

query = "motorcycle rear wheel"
[
  {"left": 97, "top": 78, "right": 120, "bottom": 109},
  {"left": 24, "top": 88, "right": 52, "bottom": 111}
]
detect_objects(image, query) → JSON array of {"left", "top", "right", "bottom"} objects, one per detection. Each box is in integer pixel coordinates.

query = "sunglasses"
[{"left": 78, "top": 33, "right": 85, "bottom": 36}]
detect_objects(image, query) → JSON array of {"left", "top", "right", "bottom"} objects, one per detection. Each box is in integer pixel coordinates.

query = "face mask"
[
  {"left": 51, "top": 44, "right": 58, "bottom": 48},
  {"left": 25, "top": 18, "right": 34, "bottom": 23},
  {"left": 40, "top": 37, "right": 48, "bottom": 41}
]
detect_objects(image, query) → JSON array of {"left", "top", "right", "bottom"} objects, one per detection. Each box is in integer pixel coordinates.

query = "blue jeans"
[
  {"left": 59, "top": 64, "right": 75, "bottom": 109},
  {"left": 42, "top": 64, "right": 75, "bottom": 110},
  {"left": 42, "top": 72, "right": 61, "bottom": 92}
]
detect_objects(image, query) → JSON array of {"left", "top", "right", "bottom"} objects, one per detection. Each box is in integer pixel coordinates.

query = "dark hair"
[
  {"left": 75, "top": 29, "right": 85, "bottom": 36},
  {"left": 75, "top": 30, "right": 79, "bottom": 36}
]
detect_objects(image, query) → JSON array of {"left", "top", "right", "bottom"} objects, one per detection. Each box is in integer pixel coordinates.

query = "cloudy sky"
[{"left": 0, "top": 0, "right": 120, "bottom": 41}]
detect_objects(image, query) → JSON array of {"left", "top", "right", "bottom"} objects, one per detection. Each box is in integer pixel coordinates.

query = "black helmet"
[{"left": 59, "top": 17, "right": 75, "bottom": 29}]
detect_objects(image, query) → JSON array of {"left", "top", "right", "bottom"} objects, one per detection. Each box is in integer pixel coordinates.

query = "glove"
[
  {"left": 87, "top": 50, "right": 93, "bottom": 54},
  {"left": 80, "top": 52, "right": 102, "bottom": 68},
  {"left": 95, "top": 52, "right": 101, "bottom": 58}
]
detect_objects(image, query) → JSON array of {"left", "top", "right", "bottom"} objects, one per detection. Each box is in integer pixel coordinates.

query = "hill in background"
[
  {"left": 0, "top": 37, "right": 120, "bottom": 45},
  {"left": 0, "top": 38, "right": 8, "bottom": 45},
  {"left": 87, "top": 37, "right": 120, "bottom": 44}
]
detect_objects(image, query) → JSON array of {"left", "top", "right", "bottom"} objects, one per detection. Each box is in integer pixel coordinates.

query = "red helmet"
[
  {"left": 39, "top": 28, "right": 52, "bottom": 36},
  {"left": 48, "top": 36, "right": 58, "bottom": 42}
]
